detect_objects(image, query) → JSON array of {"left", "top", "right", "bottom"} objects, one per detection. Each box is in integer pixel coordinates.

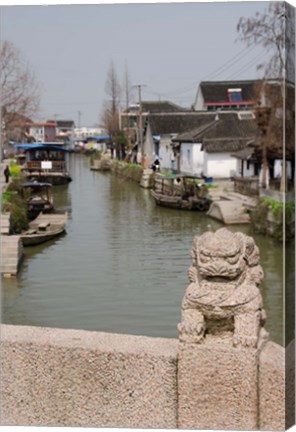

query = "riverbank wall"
[
  {"left": 1, "top": 324, "right": 293, "bottom": 430},
  {"left": 90, "top": 157, "right": 144, "bottom": 183}
]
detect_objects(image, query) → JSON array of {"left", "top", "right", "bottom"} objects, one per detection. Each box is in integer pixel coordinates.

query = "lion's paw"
[{"left": 233, "top": 334, "right": 258, "bottom": 348}]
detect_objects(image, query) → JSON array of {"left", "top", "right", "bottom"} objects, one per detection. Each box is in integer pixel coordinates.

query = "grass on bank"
[
  {"left": 250, "top": 197, "right": 295, "bottom": 241},
  {"left": 1, "top": 178, "right": 29, "bottom": 233}
]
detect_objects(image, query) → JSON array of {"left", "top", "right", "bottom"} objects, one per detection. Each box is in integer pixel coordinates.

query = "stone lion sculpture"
[{"left": 178, "top": 228, "right": 268, "bottom": 348}]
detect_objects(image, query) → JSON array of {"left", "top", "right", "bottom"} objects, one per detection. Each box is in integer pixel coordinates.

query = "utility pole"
[
  {"left": 134, "top": 84, "right": 146, "bottom": 166},
  {"left": 78, "top": 111, "right": 82, "bottom": 129}
]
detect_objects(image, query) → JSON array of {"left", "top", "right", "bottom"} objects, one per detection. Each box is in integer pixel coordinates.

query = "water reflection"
[{"left": 2, "top": 154, "right": 291, "bottom": 346}]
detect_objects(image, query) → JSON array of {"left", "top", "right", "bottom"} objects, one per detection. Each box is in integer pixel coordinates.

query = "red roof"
[{"left": 27, "top": 122, "right": 57, "bottom": 127}]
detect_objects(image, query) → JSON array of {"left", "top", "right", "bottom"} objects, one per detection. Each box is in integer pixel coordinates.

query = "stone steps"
[
  {"left": 207, "top": 201, "right": 250, "bottom": 224},
  {"left": 1, "top": 235, "right": 23, "bottom": 277},
  {"left": 1, "top": 213, "right": 11, "bottom": 235}
]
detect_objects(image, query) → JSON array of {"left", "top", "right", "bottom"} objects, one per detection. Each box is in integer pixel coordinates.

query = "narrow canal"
[{"left": 2, "top": 155, "right": 293, "bottom": 345}]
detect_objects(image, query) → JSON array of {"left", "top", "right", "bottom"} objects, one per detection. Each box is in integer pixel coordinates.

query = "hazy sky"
[{"left": 1, "top": 1, "right": 276, "bottom": 127}]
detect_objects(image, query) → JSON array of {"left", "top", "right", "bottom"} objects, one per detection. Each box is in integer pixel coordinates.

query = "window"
[
  {"left": 228, "top": 88, "right": 242, "bottom": 102},
  {"left": 187, "top": 149, "right": 191, "bottom": 164},
  {"left": 237, "top": 111, "right": 255, "bottom": 120}
]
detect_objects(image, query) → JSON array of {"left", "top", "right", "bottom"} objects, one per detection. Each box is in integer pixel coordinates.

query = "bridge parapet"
[{"left": 1, "top": 228, "right": 293, "bottom": 429}]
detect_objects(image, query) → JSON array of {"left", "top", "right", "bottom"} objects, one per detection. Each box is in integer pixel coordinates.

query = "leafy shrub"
[
  {"left": 9, "top": 162, "right": 22, "bottom": 177},
  {"left": 2, "top": 177, "right": 29, "bottom": 233},
  {"left": 250, "top": 197, "right": 295, "bottom": 241},
  {"left": 2, "top": 192, "right": 28, "bottom": 233}
]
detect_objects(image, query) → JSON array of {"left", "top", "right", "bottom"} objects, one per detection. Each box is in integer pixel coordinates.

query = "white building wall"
[
  {"left": 143, "top": 124, "right": 155, "bottom": 166},
  {"left": 242, "top": 160, "right": 255, "bottom": 177},
  {"left": 159, "top": 136, "right": 173, "bottom": 170},
  {"left": 204, "top": 153, "right": 240, "bottom": 178},
  {"left": 193, "top": 87, "right": 205, "bottom": 111},
  {"left": 30, "top": 126, "right": 45, "bottom": 142},
  {"left": 180, "top": 143, "right": 204, "bottom": 176}
]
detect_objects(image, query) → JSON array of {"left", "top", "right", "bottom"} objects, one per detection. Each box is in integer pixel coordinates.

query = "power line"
[
  {"left": 145, "top": 43, "right": 260, "bottom": 99},
  {"left": 202, "top": 43, "right": 259, "bottom": 81},
  {"left": 224, "top": 49, "right": 270, "bottom": 80}
]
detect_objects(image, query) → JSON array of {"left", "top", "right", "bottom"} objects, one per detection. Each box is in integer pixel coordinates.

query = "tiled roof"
[
  {"left": 47, "top": 120, "right": 75, "bottom": 128},
  {"left": 200, "top": 80, "right": 257, "bottom": 104},
  {"left": 231, "top": 147, "right": 255, "bottom": 160},
  {"left": 142, "top": 101, "right": 187, "bottom": 113},
  {"left": 28, "top": 122, "right": 57, "bottom": 127},
  {"left": 148, "top": 112, "right": 216, "bottom": 135},
  {"left": 203, "top": 138, "right": 249, "bottom": 153},
  {"left": 173, "top": 112, "right": 258, "bottom": 153}
]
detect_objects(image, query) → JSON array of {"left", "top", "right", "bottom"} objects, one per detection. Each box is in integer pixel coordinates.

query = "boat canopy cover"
[
  {"left": 21, "top": 182, "right": 53, "bottom": 188},
  {"left": 14, "top": 143, "right": 71, "bottom": 152},
  {"left": 84, "top": 135, "right": 111, "bottom": 142}
]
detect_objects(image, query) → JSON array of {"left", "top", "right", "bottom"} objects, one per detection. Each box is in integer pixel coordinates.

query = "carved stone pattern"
[{"left": 178, "top": 228, "right": 269, "bottom": 348}]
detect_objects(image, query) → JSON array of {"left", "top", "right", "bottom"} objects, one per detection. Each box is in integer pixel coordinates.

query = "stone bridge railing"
[{"left": 1, "top": 229, "right": 294, "bottom": 430}]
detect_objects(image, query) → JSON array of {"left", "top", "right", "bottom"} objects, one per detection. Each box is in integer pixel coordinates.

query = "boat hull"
[
  {"left": 151, "top": 190, "right": 211, "bottom": 211},
  {"left": 21, "top": 227, "right": 66, "bottom": 246},
  {"left": 25, "top": 173, "right": 72, "bottom": 185},
  {"left": 20, "top": 212, "right": 68, "bottom": 246}
]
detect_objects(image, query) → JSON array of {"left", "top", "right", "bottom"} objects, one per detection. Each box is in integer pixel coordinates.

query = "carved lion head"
[{"left": 191, "top": 228, "right": 261, "bottom": 285}]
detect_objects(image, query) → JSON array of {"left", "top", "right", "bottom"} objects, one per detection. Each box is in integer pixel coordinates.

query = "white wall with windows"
[
  {"left": 158, "top": 136, "right": 174, "bottom": 170},
  {"left": 29, "top": 126, "right": 45, "bottom": 142}
]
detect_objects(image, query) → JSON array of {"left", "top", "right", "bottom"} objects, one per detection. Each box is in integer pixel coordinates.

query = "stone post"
[{"left": 177, "top": 228, "right": 269, "bottom": 430}]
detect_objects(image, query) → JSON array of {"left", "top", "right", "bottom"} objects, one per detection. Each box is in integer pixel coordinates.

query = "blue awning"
[
  {"left": 14, "top": 143, "right": 71, "bottom": 152},
  {"left": 85, "top": 135, "right": 111, "bottom": 142}
]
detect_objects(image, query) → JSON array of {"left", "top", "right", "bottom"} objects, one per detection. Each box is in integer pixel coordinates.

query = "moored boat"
[
  {"left": 15, "top": 143, "right": 72, "bottom": 185},
  {"left": 151, "top": 174, "right": 212, "bottom": 211},
  {"left": 20, "top": 212, "right": 68, "bottom": 246},
  {"left": 21, "top": 181, "right": 54, "bottom": 219}
]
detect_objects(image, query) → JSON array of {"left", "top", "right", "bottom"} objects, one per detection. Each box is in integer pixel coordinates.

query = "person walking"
[{"left": 4, "top": 165, "right": 10, "bottom": 184}]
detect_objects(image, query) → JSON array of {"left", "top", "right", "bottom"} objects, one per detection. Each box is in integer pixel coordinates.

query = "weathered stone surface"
[
  {"left": 177, "top": 228, "right": 270, "bottom": 430},
  {"left": 1, "top": 325, "right": 178, "bottom": 428},
  {"left": 178, "top": 228, "right": 268, "bottom": 348},
  {"left": 178, "top": 342, "right": 259, "bottom": 430},
  {"left": 1, "top": 228, "right": 289, "bottom": 430},
  {"left": 259, "top": 340, "right": 294, "bottom": 430}
]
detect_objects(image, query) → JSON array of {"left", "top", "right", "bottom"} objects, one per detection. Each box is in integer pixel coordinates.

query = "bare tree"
[
  {"left": 123, "top": 60, "right": 131, "bottom": 116},
  {"left": 103, "top": 61, "right": 121, "bottom": 134},
  {"left": 121, "top": 60, "right": 134, "bottom": 152},
  {"left": 1, "top": 40, "right": 41, "bottom": 144},
  {"left": 101, "top": 61, "right": 122, "bottom": 158},
  {"left": 237, "top": 2, "right": 294, "bottom": 80},
  {"left": 237, "top": 3, "right": 295, "bottom": 190}
]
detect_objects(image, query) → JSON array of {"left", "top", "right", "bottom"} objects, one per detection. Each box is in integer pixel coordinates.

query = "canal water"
[{"left": 2, "top": 155, "right": 293, "bottom": 346}]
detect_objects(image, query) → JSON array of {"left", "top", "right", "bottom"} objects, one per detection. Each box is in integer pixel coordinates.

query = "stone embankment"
[
  {"left": 1, "top": 234, "right": 23, "bottom": 277},
  {"left": 1, "top": 161, "right": 24, "bottom": 277},
  {"left": 91, "top": 157, "right": 145, "bottom": 184}
]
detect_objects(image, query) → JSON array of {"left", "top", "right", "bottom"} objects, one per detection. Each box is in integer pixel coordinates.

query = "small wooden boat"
[
  {"left": 21, "top": 181, "right": 54, "bottom": 219},
  {"left": 151, "top": 174, "right": 212, "bottom": 211},
  {"left": 20, "top": 212, "right": 68, "bottom": 246}
]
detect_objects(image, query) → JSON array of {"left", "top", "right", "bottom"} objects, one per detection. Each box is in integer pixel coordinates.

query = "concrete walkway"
[{"left": 207, "top": 180, "right": 258, "bottom": 224}]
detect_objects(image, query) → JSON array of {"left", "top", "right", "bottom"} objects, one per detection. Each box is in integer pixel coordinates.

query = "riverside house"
[
  {"left": 172, "top": 111, "right": 258, "bottom": 179},
  {"left": 27, "top": 121, "right": 57, "bottom": 143}
]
